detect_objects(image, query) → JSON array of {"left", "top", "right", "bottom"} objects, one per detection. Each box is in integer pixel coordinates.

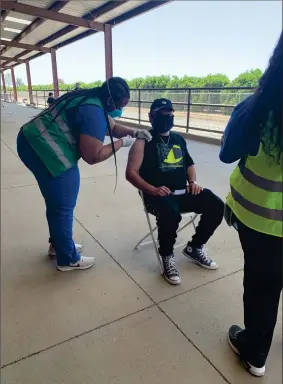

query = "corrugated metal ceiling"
[
  {"left": 96, "top": 0, "right": 150, "bottom": 23},
  {"left": 44, "top": 27, "right": 86, "bottom": 48},
  {"left": 1, "top": 0, "right": 169, "bottom": 67},
  {"left": 19, "top": 0, "right": 55, "bottom": 8},
  {"left": 59, "top": 0, "right": 110, "bottom": 17},
  {"left": 21, "top": 20, "right": 71, "bottom": 45}
]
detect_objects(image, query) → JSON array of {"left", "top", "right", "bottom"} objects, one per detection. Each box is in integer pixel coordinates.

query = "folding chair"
[{"left": 134, "top": 191, "right": 198, "bottom": 273}]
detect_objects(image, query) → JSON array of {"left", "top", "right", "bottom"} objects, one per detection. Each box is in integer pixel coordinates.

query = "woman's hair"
[{"left": 256, "top": 32, "right": 282, "bottom": 163}]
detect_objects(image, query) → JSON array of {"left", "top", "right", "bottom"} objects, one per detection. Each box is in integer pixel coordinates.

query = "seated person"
[
  {"left": 126, "top": 98, "right": 224, "bottom": 285},
  {"left": 47, "top": 92, "right": 56, "bottom": 106}
]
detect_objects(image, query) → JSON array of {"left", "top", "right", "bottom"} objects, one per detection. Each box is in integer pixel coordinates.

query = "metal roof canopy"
[{"left": 0, "top": 0, "right": 172, "bottom": 70}]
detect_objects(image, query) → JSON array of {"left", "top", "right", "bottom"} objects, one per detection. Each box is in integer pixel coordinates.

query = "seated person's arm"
[
  {"left": 184, "top": 144, "right": 202, "bottom": 195},
  {"left": 187, "top": 164, "right": 196, "bottom": 183},
  {"left": 126, "top": 140, "right": 171, "bottom": 196},
  {"left": 187, "top": 165, "right": 203, "bottom": 195}
]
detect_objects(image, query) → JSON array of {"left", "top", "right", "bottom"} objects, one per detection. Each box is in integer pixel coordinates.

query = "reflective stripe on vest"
[
  {"left": 230, "top": 186, "right": 283, "bottom": 221},
  {"left": 239, "top": 165, "right": 283, "bottom": 192},
  {"left": 226, "top": 143, "right": 282, "bottom": 237},
  {"left": 49, "top": 107, "right": 76, "bottom": 146},
  {"left": 34, "top": 118, "right": 72, "bottom": 169}
]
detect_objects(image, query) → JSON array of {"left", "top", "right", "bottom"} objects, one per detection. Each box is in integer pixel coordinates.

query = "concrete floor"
[{"left": 1, "top": 103, "right": 282, "bottom": 384}]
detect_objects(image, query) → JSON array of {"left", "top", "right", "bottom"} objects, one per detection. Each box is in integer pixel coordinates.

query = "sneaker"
[
  {"left": 162, "top": 254, "right": 181, "bottom": 285},
  {"left": 228, "top": 325, "right": 266, "bottom": 377},
  {"left": 48, "top": 243, "right": 83, "bottom": 257},
  {"left": 182, "top": 244, "right": 218, "bottom": 270},
  {"left": 57, "top": 256, "right": 96, "bottom": 272}
]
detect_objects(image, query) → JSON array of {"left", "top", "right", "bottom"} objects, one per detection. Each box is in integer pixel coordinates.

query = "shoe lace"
[
  {"left": 197, "top": 248, "right": 211, "bottom": 264},
  {"left": 165, "top": 255, "right": 178, "bottom": 275}
]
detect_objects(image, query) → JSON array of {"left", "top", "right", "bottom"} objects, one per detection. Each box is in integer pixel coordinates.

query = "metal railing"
[
  {"left": 124, "top": 87, "right": 254, "bottom": 137},
  {"left": 2, "top": 86, "right": 254, "bottom": 137}
]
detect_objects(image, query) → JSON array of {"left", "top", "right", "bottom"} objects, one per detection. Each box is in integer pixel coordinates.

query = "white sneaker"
[
  {"left": 57, "top": 256, "right": 96, "bottom": 272},
  {"left": 48, "top": 243, "right": 83, "bottom": 257}
]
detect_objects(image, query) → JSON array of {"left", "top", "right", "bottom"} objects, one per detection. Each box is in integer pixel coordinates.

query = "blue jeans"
[{"left": 17, "top": 130, "right": 80, "bottom": 266}]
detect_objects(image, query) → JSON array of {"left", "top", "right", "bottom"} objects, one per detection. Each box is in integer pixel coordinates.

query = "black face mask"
[{"left": 152, "top": 114, "right": 174, "bottom": 133}]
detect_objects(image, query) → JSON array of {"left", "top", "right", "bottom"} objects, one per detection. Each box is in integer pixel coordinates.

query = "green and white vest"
[{"left": 23, "top": 96, "right": 103, "bottom": 177}]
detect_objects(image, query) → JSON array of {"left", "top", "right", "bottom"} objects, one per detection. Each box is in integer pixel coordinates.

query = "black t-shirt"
[{"left": 139, "top": 130, "right": 194, "bottom": 191}]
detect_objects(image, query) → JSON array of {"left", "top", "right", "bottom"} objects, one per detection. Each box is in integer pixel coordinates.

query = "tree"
[
  {"left": 16, "top": 77, "right": 25, "bottom": 87},
  {"left": 202, "top": 74, "right": 230, "bottom": 88},
  {"left": 231, "top": 69, "right": 262, "bottom": 87},
  {"left": 4, "top": 73, "right": 12, "bottom": 87}
]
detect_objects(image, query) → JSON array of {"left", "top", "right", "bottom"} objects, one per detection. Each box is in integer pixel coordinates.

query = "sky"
[{"left": 12, "top": 0, "right": 282, "bottom": 85}]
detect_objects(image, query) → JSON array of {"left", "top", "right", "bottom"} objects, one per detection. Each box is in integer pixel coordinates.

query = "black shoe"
[
  {"left": 182, "top": 244, "right": 218, "bottom": 270},
  {"left": 228, "top": 325, "right": 266, "bottom": 377},
  {"left": 161, "top": 254, "right": 181, "bottom": 285}
]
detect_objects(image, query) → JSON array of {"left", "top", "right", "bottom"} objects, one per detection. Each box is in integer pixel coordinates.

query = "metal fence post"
[
  {"left": 186, "top": 89, "right": 191, "bottom": 133},
  {"left": 138, "top": 89, "right": 141, "bottom": 124}
]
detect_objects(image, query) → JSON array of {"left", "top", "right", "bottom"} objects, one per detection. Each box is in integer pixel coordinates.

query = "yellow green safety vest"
[
  {"left": 226, "top": 143, "right": 283, "bottom": 237},
  {"left": 23, "top": 96, "right": 103, "bottom": 177}
]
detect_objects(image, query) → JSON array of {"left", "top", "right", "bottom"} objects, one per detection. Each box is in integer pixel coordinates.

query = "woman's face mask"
[
  {"left": 152, "top": 113, "right": 174, "bottom": 133},
  {"left": 108, "top": 107, "right": 123, "bottom": 119}
]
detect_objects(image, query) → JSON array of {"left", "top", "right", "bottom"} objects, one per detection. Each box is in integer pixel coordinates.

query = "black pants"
[
  {"left": 144, "top": 189, "right": 224, "bottom": 257},
  {"left": 237, "top": 221, "right": 282, "bottom": 366}
]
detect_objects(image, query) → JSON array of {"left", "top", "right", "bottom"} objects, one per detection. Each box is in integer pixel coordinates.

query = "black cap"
[{"left": 150, "top": 98, "right": 174, "bottom": 113}]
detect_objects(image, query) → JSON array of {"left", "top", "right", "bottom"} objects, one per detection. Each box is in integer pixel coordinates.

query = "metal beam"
[
  {"left": 11, "top": 67, "right": 17, "bottom": 102},
  {"left": 104, "top": 24, "right": 113, "bottom": 80},
  {"left": 25, "top": 61, "right": 33, "bottom": 104},
  {"left": 0, "top": 0, "right": 172, "bottom": 68},
  {"left": 49, "top": 0, "right": 173, "bottom": 50},
  {"left": 0, "top": 40, "right": 51, "bottom": 53},
  {"left": 1, "top": 1, "right": 104, "bottom": 31},
  {"left": 51, "top": 49, "right": 59, "bottom": 98},
  {"left": 0, "top": 62, "right": 18, "bottom": 70},
  {"left": 0, "top": 0, "right": 129, "bottom": 66},
  {"left": 0, "top": 55, "right": 25, "bottom": 64},
  {"left": 1, "top": 1, "right": 69, "bottom": 56},
  {"left": 0, "top": 0, "right": 17, "bottom": 22},
  {"left": 1, "top": 9, "right": 11, "bottom": 23}
]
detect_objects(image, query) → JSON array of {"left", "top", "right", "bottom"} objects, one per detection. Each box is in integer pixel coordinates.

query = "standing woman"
[
  {"left": 220, "top": 34, "right": 282, "bottom": 377},
  {"left": 17, "top": 77, "right": 151, "bottom": 272}
]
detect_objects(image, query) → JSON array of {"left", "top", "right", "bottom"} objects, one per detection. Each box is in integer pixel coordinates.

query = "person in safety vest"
[
  {"left": 17, "top": 77, "right": 152, "bottom": 272},
  {"left": 126, "top": 98, "right": 224, "bottom": 285},
  {"left": 220, "top": 33, "right": 282, "bottom": 377}
]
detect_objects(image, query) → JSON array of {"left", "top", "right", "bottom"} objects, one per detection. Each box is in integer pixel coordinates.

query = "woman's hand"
[
  {"left": 122, "top": 136, "right": 135, "bottom": 147},
  {"left": 133, "top": 129, "right": 152, "bottom": 141}
]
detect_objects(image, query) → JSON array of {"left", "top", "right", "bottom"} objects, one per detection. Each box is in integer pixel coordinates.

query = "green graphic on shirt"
[
  {"left": 164, "top": 145, "right": 183, "bottom": 164},
  {"left": 157, "top": 143, "right": 184, "bottom": 172}
]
